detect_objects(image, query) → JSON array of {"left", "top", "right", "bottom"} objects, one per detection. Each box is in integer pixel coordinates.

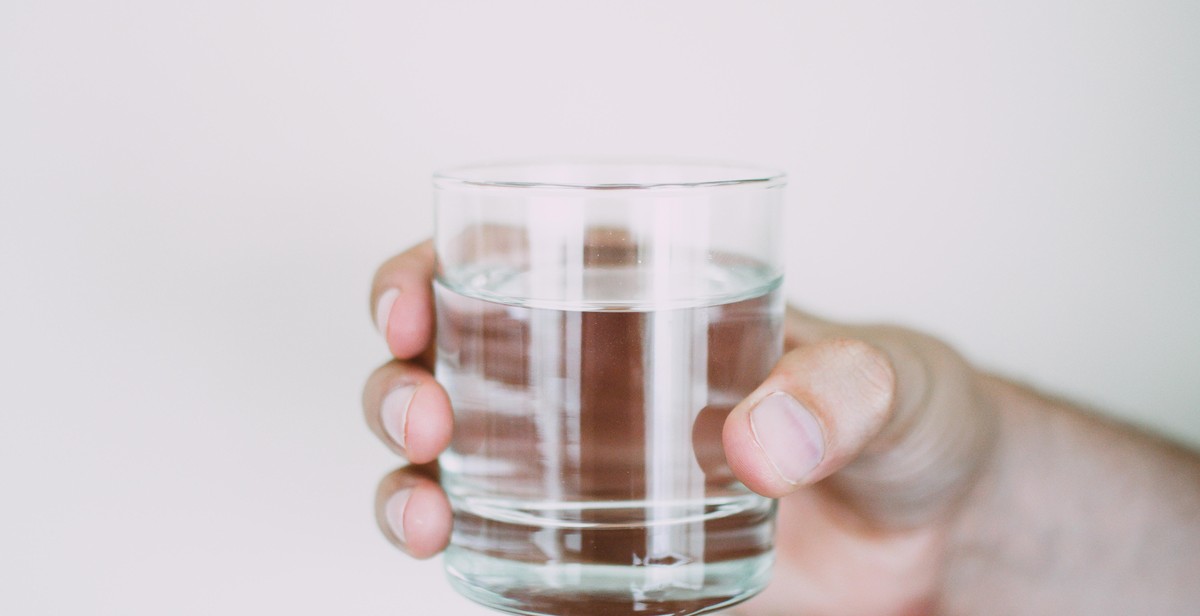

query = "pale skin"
[{"left": 364, "top": 240, "right": 1200, "bottom": 615}]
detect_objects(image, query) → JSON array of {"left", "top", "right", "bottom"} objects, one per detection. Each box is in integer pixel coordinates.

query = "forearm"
[{"left": 941, "top": 375, "right": 1200, "bottom": 614}]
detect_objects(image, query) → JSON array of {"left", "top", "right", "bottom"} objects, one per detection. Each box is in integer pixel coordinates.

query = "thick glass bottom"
[{"left": 444, "top": 546, "right": 773, "bottom": 616}]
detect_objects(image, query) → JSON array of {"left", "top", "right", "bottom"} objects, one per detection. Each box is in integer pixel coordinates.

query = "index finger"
[{"left": 370, "top": 240, "right": 436, "bottom": 360}]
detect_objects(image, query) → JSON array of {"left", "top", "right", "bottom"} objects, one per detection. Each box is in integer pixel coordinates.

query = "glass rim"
[{"left": 433, "top": 158, "right": 787, "bottom": 191}]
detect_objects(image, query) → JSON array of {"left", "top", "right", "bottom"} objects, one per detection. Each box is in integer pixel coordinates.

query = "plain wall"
[{"left": 2, "top": 1, "right": 1197, "bottom": 614}]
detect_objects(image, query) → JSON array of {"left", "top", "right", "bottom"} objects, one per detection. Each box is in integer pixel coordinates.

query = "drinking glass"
[{"left": 433, "top": 160, "right": 786, "bottom": 616}]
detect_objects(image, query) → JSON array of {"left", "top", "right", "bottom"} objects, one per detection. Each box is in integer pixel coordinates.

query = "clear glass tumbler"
[{"left": 433, "top": 160, "right": 786, "bottom": 616}]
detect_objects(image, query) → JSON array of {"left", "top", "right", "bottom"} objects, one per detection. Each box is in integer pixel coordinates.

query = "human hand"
[{"left": 363, "top": 240, "right": 997, "bottom": 615}]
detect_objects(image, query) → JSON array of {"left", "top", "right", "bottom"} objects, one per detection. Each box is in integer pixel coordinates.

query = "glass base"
[{"left": 444, "top": 546, "right": 773, "bottom": 616}]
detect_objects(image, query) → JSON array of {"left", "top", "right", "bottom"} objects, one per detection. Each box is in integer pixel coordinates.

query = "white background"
[{"left": 2, "top": 1, "right": 1197, "bottom": 614}]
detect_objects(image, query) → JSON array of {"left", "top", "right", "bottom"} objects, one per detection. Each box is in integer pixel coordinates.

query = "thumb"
[{"left": 723, "top": 337, "right": 897, "bottom": 498}]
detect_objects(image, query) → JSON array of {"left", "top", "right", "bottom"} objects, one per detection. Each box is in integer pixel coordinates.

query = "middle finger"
[{"left": 363, "top": 359, "right": 454, "bottom": 464}]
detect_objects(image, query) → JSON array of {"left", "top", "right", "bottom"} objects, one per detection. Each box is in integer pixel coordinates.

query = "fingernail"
[
  {"left": 385, "top": 488, "right": 413, "bottom": 546},
  {"left": 375, "top": 288, "right": 400, "bottom": 336},
  {"left": 750, "top": 392, "right": 825, "bottom": 484},
  {"left": 381, "top": 385, "right": 417, "bottom": 449}
]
